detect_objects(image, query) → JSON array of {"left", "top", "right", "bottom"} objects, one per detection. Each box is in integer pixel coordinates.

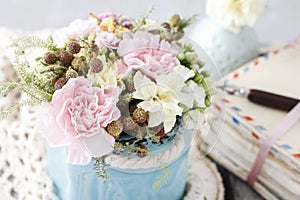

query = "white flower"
[
  {"left": 132, "top": 66, "right": 195, "bottom": 133},
  {"left": 182, "top": 109, "right": 205, "bottom": 131},
  {"left": 206, "top": 0, "right": 266, "bottom": 33},
  {"left": 182, "top": 80, "right": 206, "bottom": 108},
  {"left": 181, "top": 80, "right": 207, "bottom": 130}
]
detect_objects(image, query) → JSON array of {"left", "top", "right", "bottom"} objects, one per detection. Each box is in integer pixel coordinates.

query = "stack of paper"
[{"left": 199, "top": 47, "right": 300, "bottom": 199}]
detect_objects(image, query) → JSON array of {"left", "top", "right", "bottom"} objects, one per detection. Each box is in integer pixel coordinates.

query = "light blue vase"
[
  {"left": 188, "top": 17, "right": 259, "bottom": 77},
  {"left": 46, "top": 128, "right": 192, "bottom": 200}
]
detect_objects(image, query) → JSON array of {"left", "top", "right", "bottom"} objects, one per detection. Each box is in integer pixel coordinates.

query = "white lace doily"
[{"left": 0, "top": 28, "right": 224, "bottom": 200}]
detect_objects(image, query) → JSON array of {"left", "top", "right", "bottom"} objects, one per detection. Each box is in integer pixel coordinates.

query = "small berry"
[
  {"left": 135, "top": 144, "right": 148, "bottom": 157},
  {"left": 67, "top": 42, "right": 81, "bottom": 54},
  {"left": 59, "top": 51, "right": 73, "bottom": 66},
  {"left": 54, "top": 77, "right": 67, "bottom": 90},
  {"left": 44, "top": 52, "right": 57, "bottom": 64},
  {"left": 107, "top": 121, "right": 123, "bottom": 139},
  {"left": 90, "top": 44, "right": 99, "bottom": 54},
  {"left": 89, "top": 58, "right": 103, "bottom": 73},
  {"left": 132, "top": 108, "right": 148, "bottom": 123}
]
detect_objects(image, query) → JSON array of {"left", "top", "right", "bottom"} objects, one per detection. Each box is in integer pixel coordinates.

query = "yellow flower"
[{"left": 100, "top": 17, "right": 116, "bottom": 32}]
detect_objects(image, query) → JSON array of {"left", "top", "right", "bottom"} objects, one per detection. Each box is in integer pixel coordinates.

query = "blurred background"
[{"left": 0, "top": 0, "right": 300, "bottom": 46}]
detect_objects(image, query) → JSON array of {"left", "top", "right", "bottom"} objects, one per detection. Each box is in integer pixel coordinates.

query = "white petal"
[
  {"left": 177, "top": 91, "right": 194, "bottom": 108},
  {"left": 182, "top": 110, "right": 204, "bottom": 130},
  {"left": 148, "top": 111, "right": 164, "bottom": 128},
  {"left": 156, "top": 73, "right": 184, "bottom": 92},
  {"left": 163, "top": 115, "right": 177, "bottom": 133},
  {"left": 174, "top": 65, "right": 195, "bottom": 80},
  {"left": 138, "top": 100, "right": 161, "bottom": 113},
  {"left": 133, "top": 71, "right": 152, "bottom": 89}
]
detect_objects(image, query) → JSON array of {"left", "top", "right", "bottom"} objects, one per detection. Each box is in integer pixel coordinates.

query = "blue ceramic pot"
[
  {"left": 46, "top": 128, "right": 192, "bottom": 200},
  {"left": 188, "top": 17, "right": 259, "bottom": 77}
]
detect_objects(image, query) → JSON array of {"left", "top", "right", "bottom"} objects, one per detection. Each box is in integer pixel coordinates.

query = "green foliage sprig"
[
  {"left": 11, "top": 36, "right": 58, "bottom": 54},
  {"left": 94, "top": 157, "right": 109, "bottom": 181},
  {"left": 152, "top": 165, "right": 169, "bottom": 189},
  {"left": 0, "top": 36, "right": 64, "bottom": 118}
]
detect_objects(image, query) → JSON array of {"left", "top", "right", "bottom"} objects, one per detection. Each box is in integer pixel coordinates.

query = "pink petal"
[
  {"left": 79, "top": 130, "right": 115, "bottom": 157},
  {"left": 66, "top": 140, "right": 92, "bottom": 165},
  {"left": 38, "top": 104, "right": 70, "bottom": 147}
]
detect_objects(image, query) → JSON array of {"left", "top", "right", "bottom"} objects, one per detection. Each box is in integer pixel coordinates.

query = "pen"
[{"left": 218, "top": 85, "right": 299, "bottom": 111}]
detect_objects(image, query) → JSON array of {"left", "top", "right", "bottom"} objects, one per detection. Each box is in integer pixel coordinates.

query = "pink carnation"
[
  {"left": 39, "top": 77, "right": 121, "bottom": 165},
  {"left": 53, "top": 18, "right": 99, "bottom": 47},
  {"left": 117, "top": 31, "right": 180, "bottom": 78},
  {"left": 98, "top": 11, "right": 118, "bottom": 21},
  {"left": 95, "top": 32, "right": 120, "bottom": 49}
]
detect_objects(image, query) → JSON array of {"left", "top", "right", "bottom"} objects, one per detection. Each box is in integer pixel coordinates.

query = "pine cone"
[
  {"left": 67, "top": 42, "right": 81, "bottom": 54},
  {"left": 59, "top": 51, "right": 73, "bottom": 66},
  {"left": 44, "top": 52, "right": 57, "bottom": 64}
]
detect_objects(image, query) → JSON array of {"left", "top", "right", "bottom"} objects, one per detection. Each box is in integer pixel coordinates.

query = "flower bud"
[
  {"left": 44, "top": 52, "right": 57, "bottom": 65},
  {"left": 90, "top": 44, "right": 99, "bottom": 54},
  {"left": 89, "top": 58, "right": 103, "bottom": 73},
  {"left": 108, "top": 51, "right": 116, "bottom": 59},
  {"left": 67, "top": 42, "right": 81, "bottom": 54},
  {"left": 201, "top": 70, "right": 210, "bottom": 78},
  {"left": 205, "top": 95, "right": 211, "bottom": 107},
  {"left": 59, "top": 50, "right": 73, "bottom": 66},
  {"left": 132, "top": 108, "right": 148, "bottom": 123},
  {"left": 169, "top": 14, "right": 181, "bottom": 27},
  {"left": 54, "top": 77, "right": 67, "bottom": 90},
  {"left": 107, "top": 120, "right": 123, "bottom": 139},
  {"left": 194, "top": 74, "right": 204, "bottom": 84},
  {"left": 185, "top": 52, "right": 198, "bottom": 63}
]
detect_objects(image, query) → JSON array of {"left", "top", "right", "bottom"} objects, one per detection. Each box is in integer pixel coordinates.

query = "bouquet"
[{"left": 0, "top": 10, "right": 211, "bottom": 180}]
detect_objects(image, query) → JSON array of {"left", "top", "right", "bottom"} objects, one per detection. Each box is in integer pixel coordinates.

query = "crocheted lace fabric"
[{"left": 0, "top": 28, "right": 224, "bottom": 200}]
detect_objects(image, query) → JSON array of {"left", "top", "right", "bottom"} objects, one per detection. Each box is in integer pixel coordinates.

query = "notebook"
[{"left": 213, "top": 47, "right": 300, "bottom": 170}]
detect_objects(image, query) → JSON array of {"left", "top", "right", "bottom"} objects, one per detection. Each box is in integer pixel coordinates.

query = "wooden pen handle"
[{"left": 248, "top": 89, "right": 299, "bottom": 111}]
